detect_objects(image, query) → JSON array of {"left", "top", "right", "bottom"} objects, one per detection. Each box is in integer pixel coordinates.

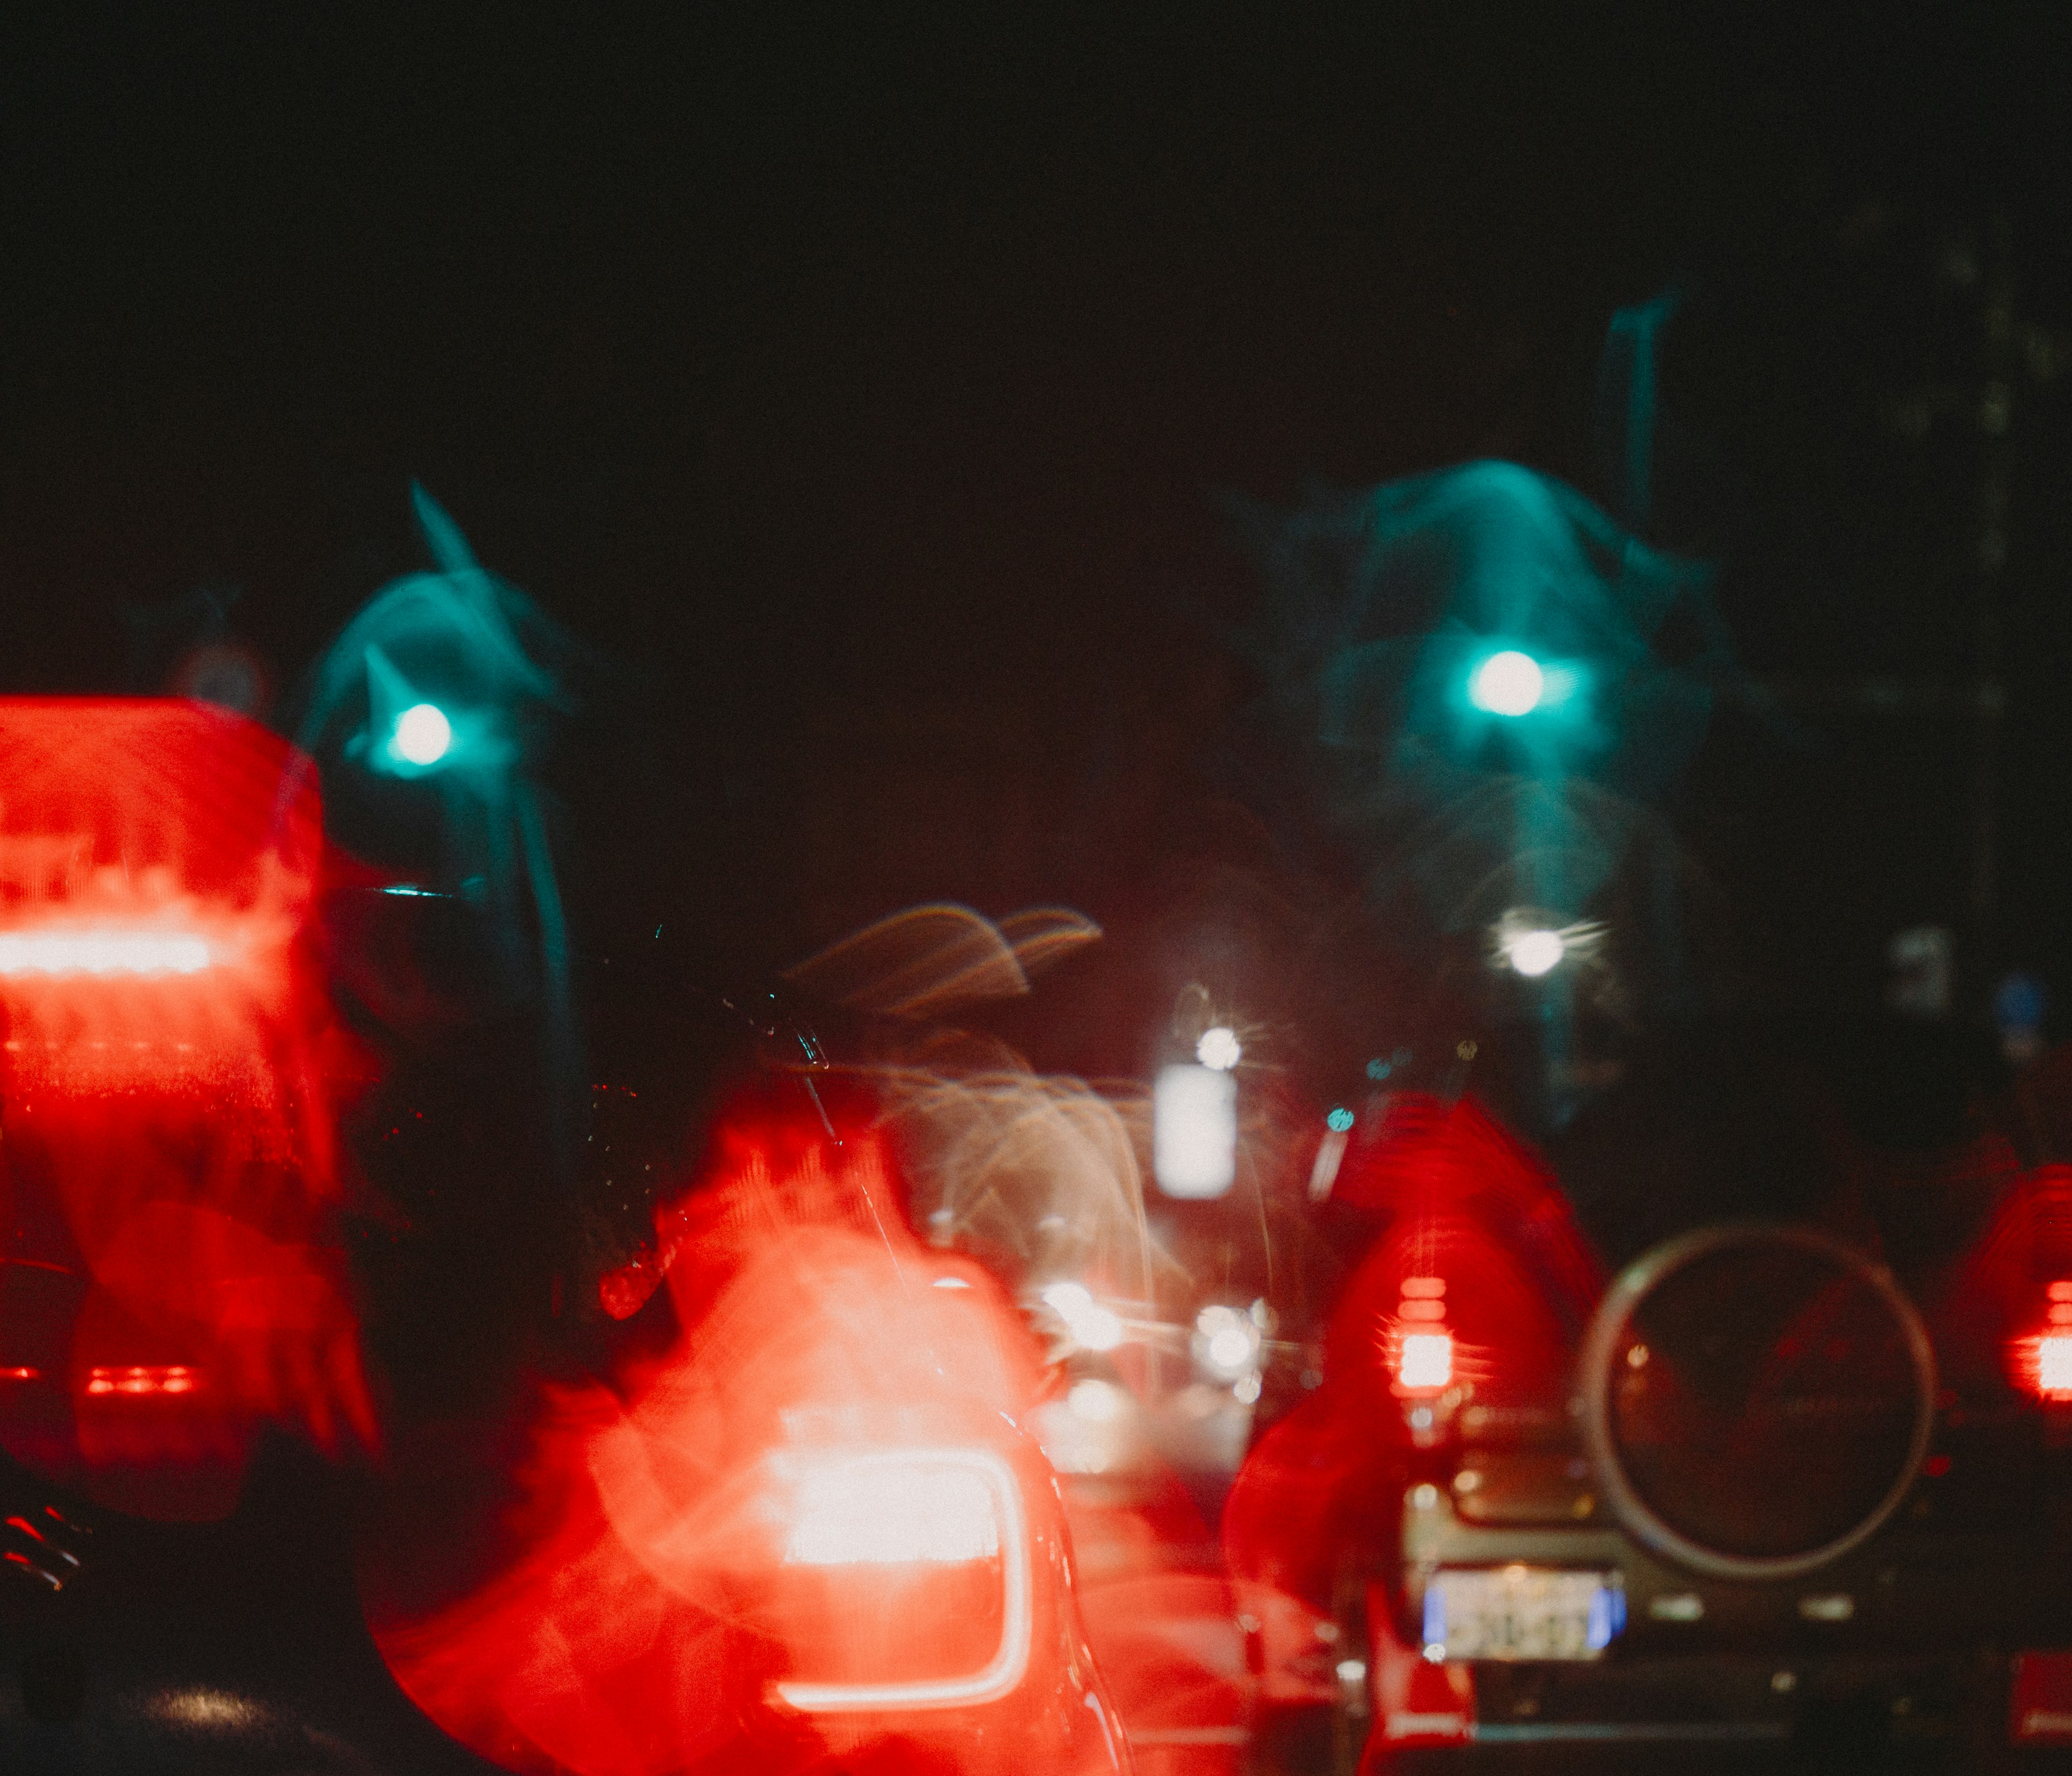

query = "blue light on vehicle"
[
  {"left": 1326, "top": 1105, "right": 1355, "bottom": 1133},
  {"left": 1423, "top": 1586, "right": 1447, "bottom": 1653},
  {"left": 1586, "top": 1583, "right": 1627, "bottom": 1651}
]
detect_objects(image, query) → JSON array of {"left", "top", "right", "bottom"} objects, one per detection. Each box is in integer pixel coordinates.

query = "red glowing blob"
[
  {"left": 1227, "top": 1094, "right": 1603, "bottom": 1614},
  {"left": 1935, "top": 1156, "right": 2072, "bottom": 1400},
  {"left": 1326, "top": 1094, "right": 1604, "bottom": 1410},
  {"left": 0, "top": 700, "right": 372, "bottom": 1517},
  {"left": 364, "top": 1111, "right": 1107, "bottom": 1776},
  {"left": 1395, "top": 1330, "right": 1454, "bottom": 1391}
]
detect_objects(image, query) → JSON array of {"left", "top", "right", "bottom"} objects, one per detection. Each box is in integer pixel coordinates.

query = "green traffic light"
[
  {"left": 1468, "top": 650, "right": 1545, "bottom": 717},
  {"left": 388, "top": 702, "right": 454, "bottom": 767}
]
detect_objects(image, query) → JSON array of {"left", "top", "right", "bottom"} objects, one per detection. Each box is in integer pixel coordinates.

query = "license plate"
[{"left": 1423, "top": 1567, "right": 1623, "bottom": 1661}]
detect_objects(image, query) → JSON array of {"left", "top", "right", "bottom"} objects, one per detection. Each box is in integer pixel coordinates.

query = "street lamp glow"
[
  {"left": 1195, "top": 1025, "right": 1242, "bottom": 1071},
  {"left": 1505, "top": 929, "right": 1566, "bottom": 978},
  {"left": 1469, "top": 650, "right": 1545, "bottom": 717},
  {"left": 1154, "top": 1063, "right": 1238, "bottom": 1198},
  {"left": 389, "top": 703, "right": 453, "bottom": 767}
]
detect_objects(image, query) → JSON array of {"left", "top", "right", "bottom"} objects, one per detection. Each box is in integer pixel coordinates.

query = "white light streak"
[{"left": 0, "top": 931, "right": 212, "bottom": 977}]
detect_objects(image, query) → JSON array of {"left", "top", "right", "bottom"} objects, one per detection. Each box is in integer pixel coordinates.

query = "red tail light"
[
  {"left": 0, "top": 700, "right": 374, "bottom": 1514},
  {"left": 1392, "top": 1277, "right": 1455, "bottom": 1392},
  {"left": 0, "top": 931, "right": 216, "bottom": 976},
  {"left": 782, "top": 1449, "right": 1006, "bottom": 1567},
  {"left": 370, "top": 1115, "right": 1063, "bottom": 1769},
  {"left": 1396, "top": 1331, "right": 1455, "bottom": 1392},
  {"left": 0, "top": 700, "right": 315, "bottom": 1030},
  {"left": 2039, "top": 1338, "right": 2072, "bottom": 1398},
  {"left": 1326, "top": 1094, "right": 1608, "bottom": 1418},
  {"left": 768, "top": 1446, "right": 1032, "bottom": 1713},
  {"left": 83, "top": 1365, "right": 198, "bottom": 1397},
  {"left": 2031, "top": 1281, "right": 2072, "bottom": 1401}
]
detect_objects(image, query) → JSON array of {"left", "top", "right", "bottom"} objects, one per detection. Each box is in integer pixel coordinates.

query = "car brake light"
[
  {"left": 2040, "top": 1338, "right": 2072, "bottom": 1397},
  {"left": 0, "top": 931, "right": 214, "bottom": 977},
  {"left": 2022, "top": 1282, "right": 2072, "bottom": 1402},
  {"left": 783, "top": 1453, "right": 1002, "bottom": 1567},
  {"left": 769, "top": 1447, "right": 1032, "bottom": 1713},
  {"left": 1399, "top": 1332, "right": 1454, "bottom": 1391},
  {"left": 0, "top": 702, "right": 316, "bottom": 1089},
  {"left": 83, "top": 1365, "right": 198, "bottom": 1397},
  {"left": 1393, "top": 1278, "right": 1455, "bottom": 1392}
]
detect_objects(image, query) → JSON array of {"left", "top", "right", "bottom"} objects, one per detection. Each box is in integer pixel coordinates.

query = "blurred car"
[
  {"left": 1228, "top": 1061, "right": 2072, "bottom": 1771},
  {"left": 359, "top": 1057, "right": 1136, "bottom": 1776},
  {"left": 0, "top": 696, "right": 1132, "bottom": 1776},
  {"left": 0, "top": 698, "right": 371, "bottom": 1522}
]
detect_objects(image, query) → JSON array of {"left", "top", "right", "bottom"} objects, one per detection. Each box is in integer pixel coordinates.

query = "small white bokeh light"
[
  {"left": 1195, "top": 1025, "right": 1242, "bottom": 1071},
  {"left": 1504, "top": 928, "right": 1566, "bottom": 977},
  {"left": 1040, "top": 1281, "right": 1125, "bottom": 1352},
  {"left": 1492, "top": 908, "right": 1600, "bottom": 982},
  {"left": 1193, "top": 1303, "right": 1263, "bottom": 1380}
]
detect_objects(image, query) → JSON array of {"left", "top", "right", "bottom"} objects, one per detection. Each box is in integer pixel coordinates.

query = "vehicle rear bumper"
[
  {"left": 1400, "top": 1488, "right": 2072, "bottom": 1661},
  {"left": 1355, "top": 1492, "right": 2072, "bottom": 1763}
]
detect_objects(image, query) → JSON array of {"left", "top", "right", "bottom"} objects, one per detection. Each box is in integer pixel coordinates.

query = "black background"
[{"left": 5, "top": 4, "right": 2072, "bottom": 1026}]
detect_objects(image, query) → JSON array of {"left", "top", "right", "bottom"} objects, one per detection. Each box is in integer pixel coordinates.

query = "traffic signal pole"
[{"left": 1968, "top": 209, "right": 2016, "bottom": 984}]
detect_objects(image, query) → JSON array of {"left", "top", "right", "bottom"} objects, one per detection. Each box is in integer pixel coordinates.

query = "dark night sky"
[{"left": 5, "top": 6, "right": 2072, "bottom": 1001}]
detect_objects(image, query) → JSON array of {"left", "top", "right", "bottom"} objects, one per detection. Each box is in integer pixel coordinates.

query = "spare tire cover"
[{"left": 1580, "top": 1224, "right": 1934, "bottom": 1581}]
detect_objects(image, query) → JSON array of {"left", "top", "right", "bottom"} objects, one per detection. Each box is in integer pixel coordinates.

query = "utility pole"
[
  {"left": 1969, "top": 208, "right": 2016, "bottom": 977},
  {"left": 1781, "top": 203, "right": 2072, "bottom": 1013}
]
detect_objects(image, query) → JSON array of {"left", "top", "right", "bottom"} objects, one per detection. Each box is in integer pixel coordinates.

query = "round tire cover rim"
[{"left": 1579, "top": 1222, "right": 1937, "bottom": 1582}]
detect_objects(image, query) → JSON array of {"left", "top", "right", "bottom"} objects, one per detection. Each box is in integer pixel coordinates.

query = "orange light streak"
[{"left": 84, "top": 1365, "right": 199, "bottom": 1397}]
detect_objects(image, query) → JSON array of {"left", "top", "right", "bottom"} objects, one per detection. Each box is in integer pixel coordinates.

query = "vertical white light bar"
[{"left": 1154, "top": 1063, "right": 1237, "bottom": 1199}]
